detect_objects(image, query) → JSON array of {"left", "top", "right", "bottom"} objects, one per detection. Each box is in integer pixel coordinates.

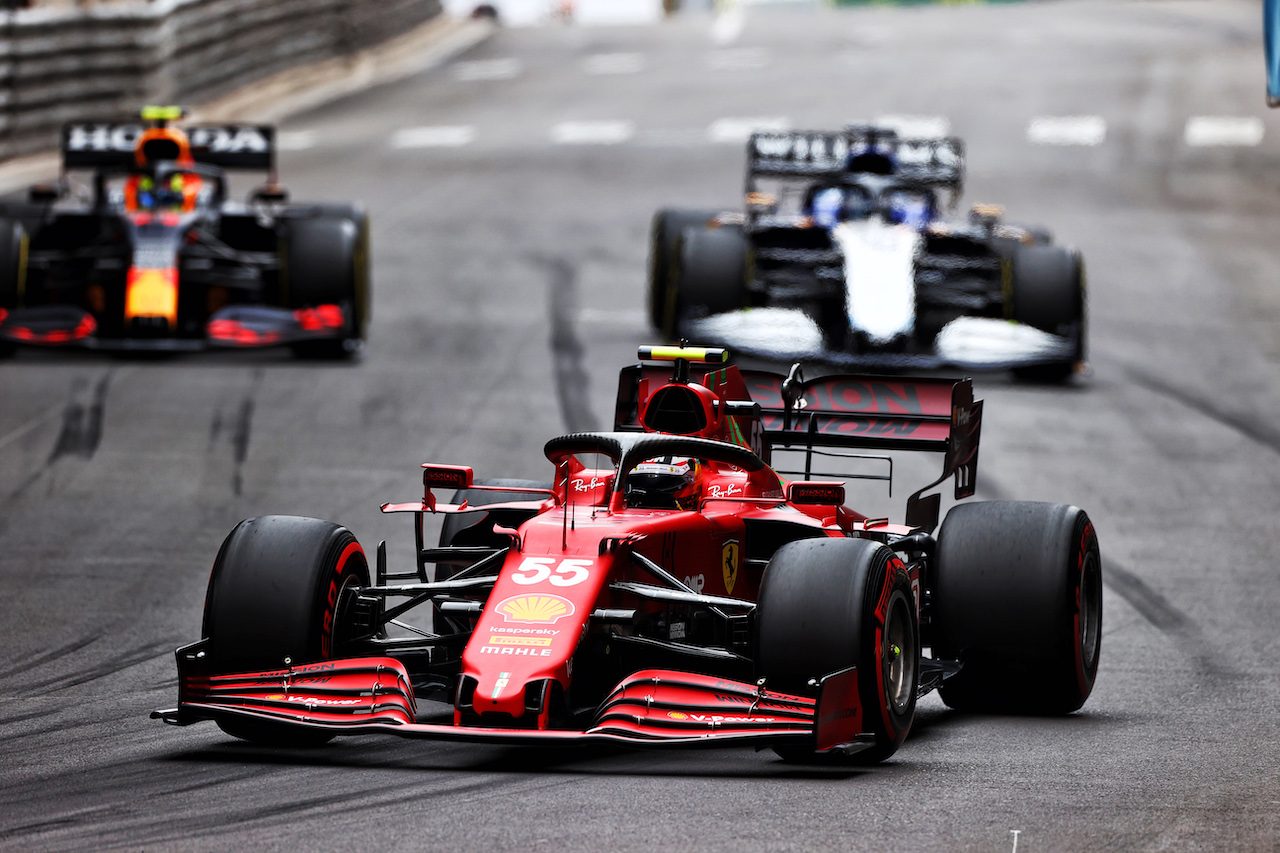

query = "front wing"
[
  {"left": 0, "top": 303, "right": 350, "bottom": 351},
  {"left": 153, "top": 643, "right": 873, "bottom": 755}
]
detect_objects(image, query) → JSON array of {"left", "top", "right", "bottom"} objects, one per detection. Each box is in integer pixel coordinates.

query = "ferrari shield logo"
[{"left": 722, "top": 540, "right": 740, "bottom": 594}]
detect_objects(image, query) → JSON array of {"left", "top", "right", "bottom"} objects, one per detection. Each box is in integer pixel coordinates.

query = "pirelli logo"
[{"left": 488, "top": 636, "right": 552, "bottom": 647}]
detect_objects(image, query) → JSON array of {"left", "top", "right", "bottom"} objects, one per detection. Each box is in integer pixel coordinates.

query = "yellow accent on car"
[
  {"left": 638, "top": 345, "right": 729, "bottom": 364},
  {"left": 141, "top": 105, "right": 185, "bottom": 122},
  {"left": 125, "top": 267, "right": 178, "bottom": 326}
]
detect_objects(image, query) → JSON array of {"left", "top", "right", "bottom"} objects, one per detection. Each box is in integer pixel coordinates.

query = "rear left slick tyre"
[
  {"left": 203, "top": 515, "right": 370, "bottom": 745},
  {"left": 757, "top": 537, "right": 919, "bottom": 764},
  {"left": 933, "top": 501, "right": 1102, "bottom": 715}
]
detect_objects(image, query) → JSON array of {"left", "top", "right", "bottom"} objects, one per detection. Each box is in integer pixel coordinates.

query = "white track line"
[
  {"left": 1184, "top": 116, "right": 1264, "bottom": 147},
  {"left": 550, "top": 120, "right": 635, "bottom": 145},
  {"left": 707, "top": 117, "right": 791, "bottom": 144},
  {"left": 583, "top": 53, "right": 645, "bottom": 75},
  {"left": 707, "top": 48, "right": 770, "bottom": 71},
  {"left": 1027, "top": 116, "right": 1106, "bottom": 146},
  {"left": 391, "top": 126, "right": 477, "bottom": 148},
  {"left": 451, "top": 58, "right": 522, "bottom": 82},
  {"left": 712, "top": 9, "right": 745, "bottom": 46},
  {"left": 636, "top": 129, "right": 713, "bottom": 148}
]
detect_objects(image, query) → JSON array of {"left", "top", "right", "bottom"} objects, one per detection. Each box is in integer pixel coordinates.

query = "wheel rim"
[
  {"left": 1079, "top": 550, "right": 1101, "bottom": 671},
  {"left": 883, "top": 592, "right": 916, "bottom": 715}
]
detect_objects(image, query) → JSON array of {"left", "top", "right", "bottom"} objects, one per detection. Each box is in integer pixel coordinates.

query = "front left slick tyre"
[{"left": 203, "top": 515, "right": 370, "bottom": 745}]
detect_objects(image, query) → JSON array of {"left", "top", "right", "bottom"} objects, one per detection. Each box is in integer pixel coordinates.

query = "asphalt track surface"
[{"left": 2, "top": 1, "right": 1279, "bottom": 850}]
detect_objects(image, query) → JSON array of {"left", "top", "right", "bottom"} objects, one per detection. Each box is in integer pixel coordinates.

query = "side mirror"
[
  {"left": 29, "top": 184, "right": 60, "bottom": 204},
  {"left": 422, "top": 465, "right": 473, "bottom": 492},
  {"left": 250, "top": 184, "right": 289, "bottom": 204},
  {"left": 788, "top": 481, "right": 845, "bottom": 506}
]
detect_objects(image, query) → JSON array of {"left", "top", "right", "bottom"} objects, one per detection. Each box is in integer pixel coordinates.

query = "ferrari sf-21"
[
  {"left": 0, "top": 106, "right": 368, "bottom": 357},
  {"left": 155, "top": 346, "right": 1102, "bottom": 762}
]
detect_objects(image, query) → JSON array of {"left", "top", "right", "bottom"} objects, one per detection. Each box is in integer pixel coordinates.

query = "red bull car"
[
  {"left": 0, "top": 106, "right": 368, "bottom": 358},
  {"left": 154, "top": 346, "right": 1102, "bottom": 762}
]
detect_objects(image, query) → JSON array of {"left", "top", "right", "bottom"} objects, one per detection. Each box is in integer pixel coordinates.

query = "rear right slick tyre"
[
  {"left": 757, "top": 537, "right": 919, "bottom": 764},
  {"left": 1010, "top": 245, "right": 1085, "bottom": 383},
  {"left": 933, "top": 501, "right": 1102, "bottom": 715}
]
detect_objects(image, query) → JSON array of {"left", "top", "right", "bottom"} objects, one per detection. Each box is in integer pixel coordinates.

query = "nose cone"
[{"left": 462, "top": 540, "right": 616, "bottom": 721}]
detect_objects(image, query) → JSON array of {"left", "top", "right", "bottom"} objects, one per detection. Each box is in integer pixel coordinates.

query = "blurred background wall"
[{"left": 0, "top": 0, "right": 442, "bottom": 160}]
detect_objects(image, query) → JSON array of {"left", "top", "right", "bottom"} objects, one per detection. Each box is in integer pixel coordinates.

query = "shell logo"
[
  {"left": 496, "top": 594, "right": 576, "bottom": 625},
  {"left": 667, "top": 711, "right": 689, "bottom": 720}
]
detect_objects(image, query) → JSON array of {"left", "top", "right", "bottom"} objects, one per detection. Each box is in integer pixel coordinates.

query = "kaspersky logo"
[{"left": 495, "top": 594, "right": 576, "bottom": 625}]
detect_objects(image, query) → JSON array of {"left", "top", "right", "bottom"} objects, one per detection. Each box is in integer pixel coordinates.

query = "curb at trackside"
[{"left": 0, "top": 15, "right": 495, "bottom": 195}]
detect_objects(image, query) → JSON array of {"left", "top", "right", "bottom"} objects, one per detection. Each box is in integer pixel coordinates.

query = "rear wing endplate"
[
  {"left": 740, "top": 367, "right": 981, "bottom": 533},
  {"left": 62, "top": 122, "right": 275, "bottom": 171}
]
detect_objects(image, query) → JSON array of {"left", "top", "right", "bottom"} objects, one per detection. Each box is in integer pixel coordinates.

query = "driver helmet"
[
  {"left": 135, "top": 172, "right": 190, "bottom": 211},
  {"left": 134, "top": 126, "right": 194, "bottom": 169},
  {"left": 883, "top": 191, "right": 935, "bottom": 229},
  {"left": 628, "top": 456, "right": 701, "bottom": 509},
  {"left": 810, "top": 187, "right": 844, "bottom": 230}
]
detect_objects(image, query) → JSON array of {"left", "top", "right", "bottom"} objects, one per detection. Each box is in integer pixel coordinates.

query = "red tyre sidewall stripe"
[
  {"left": 321, "top": 540, "right": 364, "bottom": 659},
  {"left": 873, "top": 556, "right": 907, "bottom": 740},
  {"left": 1073, "top": 521, "right": 1097, "bottom": 696}
]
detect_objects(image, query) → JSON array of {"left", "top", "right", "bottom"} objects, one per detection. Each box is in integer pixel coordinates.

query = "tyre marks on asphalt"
[
  {"left": 7, "top": 638, "right": 178, "bottom": 696},
  {"left": 47, "top": 372, "right": 110, "bottom": 463},
  {"left": 543, "top": 256, "right": 601, "bottom": 433},
  {"left": 0, "top": 369, "right": 115, "bottom": 509},
  {"left": 10, "top": 774, "right": 554, "bottom": 850},
  {"left": 208, "top": 368, "right": 264, "bottom": 496},
  {"left": 1119, "top": 362, "right": 1280, "bottom": 457},
  {"left": 0, "top": 635, "right": 100, "bottom": 682}
]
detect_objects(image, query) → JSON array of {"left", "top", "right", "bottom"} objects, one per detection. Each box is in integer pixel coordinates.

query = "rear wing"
[
  {"left": 62, "top": 122, "right": 275, "bottom": 172},
  {"left": 740, "top": 367, "right": 982, "bottom": 533},
  {"left": 746, "top": 127, "right": 964, "bottom": 186}
]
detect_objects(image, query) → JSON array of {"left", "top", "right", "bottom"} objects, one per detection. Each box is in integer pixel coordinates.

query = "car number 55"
[{"left": 510, "top": 557, "right": 593, "bottom": 587}]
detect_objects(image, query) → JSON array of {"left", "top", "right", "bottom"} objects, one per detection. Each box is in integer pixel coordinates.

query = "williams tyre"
[{"left": 1009, "top": 245, "right": 1086, "bottom": 383}]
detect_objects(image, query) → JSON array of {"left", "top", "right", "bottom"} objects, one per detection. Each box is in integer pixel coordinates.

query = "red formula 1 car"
[{"left": 155, "top": 346, "right": 1102, "bottom": 762}]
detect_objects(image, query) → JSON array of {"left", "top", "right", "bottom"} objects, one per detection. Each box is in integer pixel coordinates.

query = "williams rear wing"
[
  {"left": 740, "top": 367, "right": 981, "bottom": 533},
  {"left": 61, "top": 122, "right": 276, "bottom": 171},
  {"left": 746, "top": 127, "right": 964, "bottom": 186}
]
